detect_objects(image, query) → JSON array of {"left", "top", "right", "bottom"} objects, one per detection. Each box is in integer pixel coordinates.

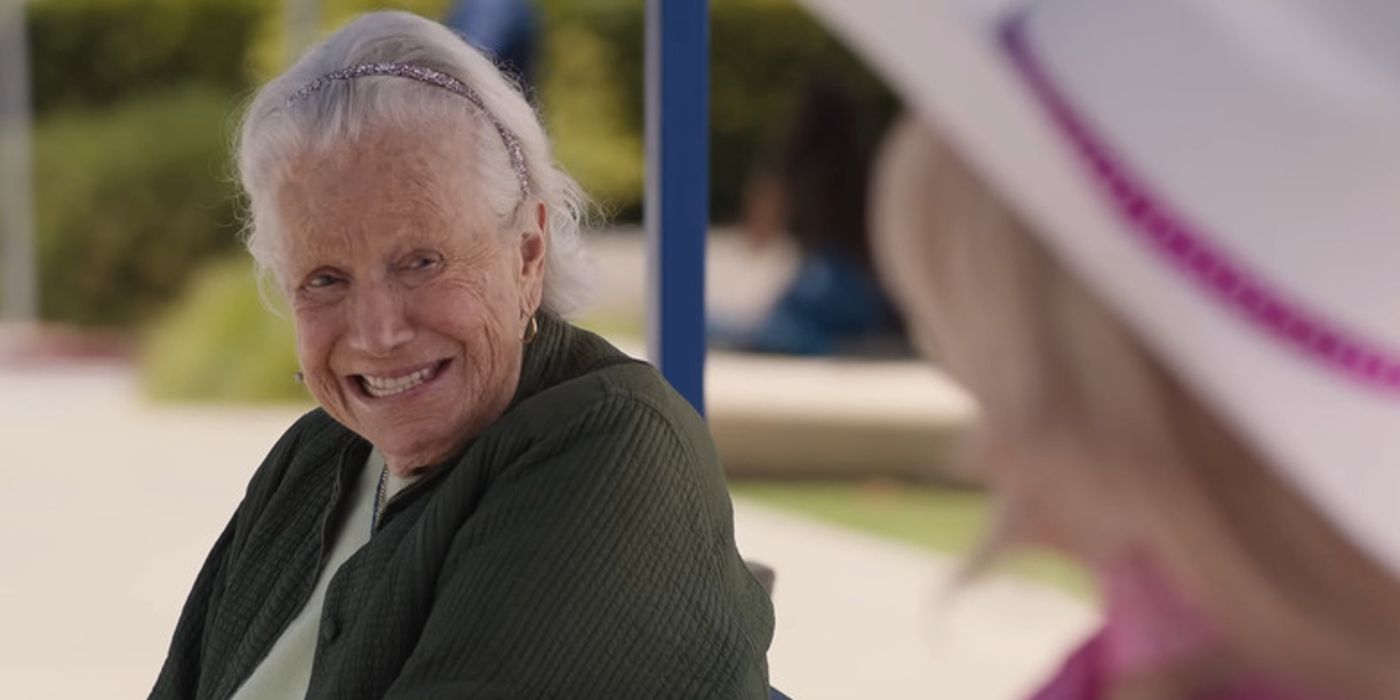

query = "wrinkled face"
[{"left": 275, "top": 124, "right": 545, "bottom": 474}]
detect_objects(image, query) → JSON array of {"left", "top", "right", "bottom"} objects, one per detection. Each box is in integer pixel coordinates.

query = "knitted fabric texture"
[{"left": 148, "top": 315, "right": 774, "bottom": 699}]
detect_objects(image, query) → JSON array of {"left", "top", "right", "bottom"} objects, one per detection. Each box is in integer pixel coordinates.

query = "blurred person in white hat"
[{"left": 801, "top": 0, "right": 1400, "bottom": 697}]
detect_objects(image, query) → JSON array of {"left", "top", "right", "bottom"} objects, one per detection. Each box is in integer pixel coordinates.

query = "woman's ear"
[{"left": 518, "top": 200, "right": 548, "bottom": 310}]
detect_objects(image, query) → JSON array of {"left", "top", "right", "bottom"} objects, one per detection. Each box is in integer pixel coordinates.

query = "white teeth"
[{"left": 361, "top": 365, "right": 437, "bottom": 398}]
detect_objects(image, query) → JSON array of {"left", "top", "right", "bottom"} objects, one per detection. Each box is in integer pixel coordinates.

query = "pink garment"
[{"left": 1027, "top": 560, "right": 1326, "bottom": 700}]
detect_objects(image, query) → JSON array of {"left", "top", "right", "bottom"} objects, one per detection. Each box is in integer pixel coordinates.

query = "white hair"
[{"left": 236, "top": 10, "right": 593, "bottom": 317}]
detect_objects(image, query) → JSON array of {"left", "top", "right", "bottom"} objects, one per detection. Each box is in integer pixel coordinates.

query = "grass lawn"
[{"left": 730, "top": 480, "right": 1093, "bottom": 598}]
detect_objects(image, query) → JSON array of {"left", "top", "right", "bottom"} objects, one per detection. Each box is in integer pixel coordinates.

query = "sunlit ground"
[{"left": 732, "top": 480, "right": 1092, "bottom": 597}]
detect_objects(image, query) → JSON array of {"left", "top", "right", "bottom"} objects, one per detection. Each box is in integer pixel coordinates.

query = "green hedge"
[
  {"left": 27, "top": 0, "right": 267, "bottom": 115},
  {"left": 140, "top": 255, "right": 307, "bottom": 403},
  {"left": 26, "top": 0, "right": 457, "bottom": 114},
  {"left": 33, "top": 87, "right": 243, "bottom": 327}
]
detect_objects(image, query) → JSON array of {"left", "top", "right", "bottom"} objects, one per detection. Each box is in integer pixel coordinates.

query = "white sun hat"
[{"left": 798, "top": 0, "right": 1400, "bottom": 577}]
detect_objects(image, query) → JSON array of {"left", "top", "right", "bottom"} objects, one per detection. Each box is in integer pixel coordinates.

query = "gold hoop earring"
[{"left": 521, "top": 314, "right": 539, "bottom": 344}]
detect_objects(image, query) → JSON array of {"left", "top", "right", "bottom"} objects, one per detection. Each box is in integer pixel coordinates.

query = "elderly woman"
[
  {"left": 824, "top": 0, "right": 1400, "bottom": 697},
  {"left": 148, "top": 12, "right": 772, "bottom": 700}
]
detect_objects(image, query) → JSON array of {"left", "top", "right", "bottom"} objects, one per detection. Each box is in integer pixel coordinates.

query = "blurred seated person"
[{"left": 710, "top": 78, "right": 905, "bottom": 357}]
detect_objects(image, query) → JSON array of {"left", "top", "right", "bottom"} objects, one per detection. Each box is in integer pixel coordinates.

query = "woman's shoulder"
[
  {"left": 240, "top": 408, "right": 359, "bottom": 501},
  {"left": 488, "top": 327, "right": 720, "bottom": 496},
  {"left": 512, "top": 345, "right": 704, "bottom": 449},
  {"left": 514, "top": 320, "right": 700, "bottom": 436},
  {"left": 267, "top": 407, "right": 357, "bottom": 466},
  {"left": 476, "top": 354, "right": 736, "bottom": 546}
]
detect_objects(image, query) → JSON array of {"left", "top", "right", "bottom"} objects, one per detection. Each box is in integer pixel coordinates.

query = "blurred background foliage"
[
  {"left": 28, "top": 0, "right": 265, "bottom": 115},
  {"left": 140, "top": 257, "right": 306, "bottom": 403},
  {"left": 19, "top": 0, "right": 892, "bottom": 399},
  {"left": 33, "top": 86, "right": 242, "bottom": 326}
]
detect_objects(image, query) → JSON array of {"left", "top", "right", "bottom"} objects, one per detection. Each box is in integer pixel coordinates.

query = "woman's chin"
[{"left": 369, "top": 434, "right": 439, "bottom": 472}]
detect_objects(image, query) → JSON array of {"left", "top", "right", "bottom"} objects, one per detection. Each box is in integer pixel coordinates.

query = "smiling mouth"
[{"left": 353, "top": 359, "right": 451, "bottom": 399}]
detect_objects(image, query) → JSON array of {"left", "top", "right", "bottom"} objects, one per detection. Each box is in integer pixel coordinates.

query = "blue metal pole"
[{"left": 645, "top": 0, "right": 708, "bottom": 416}]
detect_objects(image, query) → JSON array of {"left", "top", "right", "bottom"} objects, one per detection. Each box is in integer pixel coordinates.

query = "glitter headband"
[{"left": 284, "top": 62, "right": 530, "bottom": 199}]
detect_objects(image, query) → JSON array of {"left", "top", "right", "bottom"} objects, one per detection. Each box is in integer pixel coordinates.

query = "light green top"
[{"left": 230, "top": 450, "right": 412, "bottom": 700}]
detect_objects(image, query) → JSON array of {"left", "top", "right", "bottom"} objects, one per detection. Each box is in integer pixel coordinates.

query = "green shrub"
[
  {"left": 27, "top": 0, "right": 267, "bottom": 115},
  {"left": 33, "top": 87, "right": 244, "bottom": 327},
  {"left": 27, "top": 0, "right": 457, "bottom": 113},
  {"left": 141, "top": 255, "right": 307, "bottom": 403}
]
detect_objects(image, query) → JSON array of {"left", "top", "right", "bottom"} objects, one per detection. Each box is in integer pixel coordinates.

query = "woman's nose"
[{"left": 347, "top": 284, "right": 414, "bottom": 356}]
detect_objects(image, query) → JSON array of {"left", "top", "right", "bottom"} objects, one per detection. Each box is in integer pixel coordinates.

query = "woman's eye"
[
  {"left": 304, "top": 273, "right": 342, "bottom": 290},
  {"left": 403, "top": 252, "right": 443, "bottom": 272}
]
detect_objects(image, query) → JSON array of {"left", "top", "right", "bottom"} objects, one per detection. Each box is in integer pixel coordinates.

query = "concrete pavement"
[{"left": 737, "top": 503, "right": 1096, "bottom": 699}]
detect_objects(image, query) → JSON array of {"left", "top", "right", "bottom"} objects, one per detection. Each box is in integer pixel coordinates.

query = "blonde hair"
[
  {"left": 871, "top": 115, "right": 1400, "bottom": 698},
  {"left": 236, "top": 11, "right": 593, "bottom": 317}
]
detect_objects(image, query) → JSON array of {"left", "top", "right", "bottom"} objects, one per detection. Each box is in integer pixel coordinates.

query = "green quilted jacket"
[{"left": 148, "top": 315, "right": 774, "bottom": 699}]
